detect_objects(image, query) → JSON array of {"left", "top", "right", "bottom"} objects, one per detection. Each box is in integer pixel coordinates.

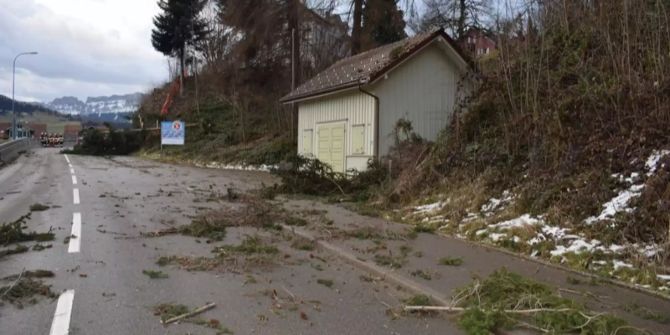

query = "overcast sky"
[{"left": 0, "top": 0, "right": 167, "bottom": 103}]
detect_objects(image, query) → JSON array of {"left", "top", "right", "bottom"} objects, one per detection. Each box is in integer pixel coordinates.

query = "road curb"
[{"left": 280, "top": 224, "right": 452, "bottom": 307}]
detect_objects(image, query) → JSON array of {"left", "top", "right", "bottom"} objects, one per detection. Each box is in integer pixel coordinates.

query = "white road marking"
[
  {"left": 68, "top": 213, "right": 81, "bottom": 253},
  {"left": 69, "top": 168, "right": 75, "bottom": 174},
  {"left": 64, "top": 155, "right": 70, "bottom": 164},
  {"left": 68, "top": 163, "right": 73, "bottom": 168},
  {"left": 71, "top": 175, "right": 77, "bottom": 185},
  {"left": 73, "top": 189, "right": 80, "bottom": 205},
  {"left": 49, "top": 289, "right": 75, "bottom": 335}
]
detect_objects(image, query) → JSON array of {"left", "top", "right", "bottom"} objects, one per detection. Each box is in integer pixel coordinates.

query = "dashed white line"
[
  {"left": 69, "top": 168, "right": 75, "bottom": 175},
  {"left": 64, "top": 154, "right": 70, "bottom": 164},
  {"left": 49, "top": 289, "right": 75, "bottom": 335},
  {"left": 71, "top": 175, "right": 77, "bottom": 185},
  {"left": 73, "top": 189, "right": 80, "bottom": 205},
  {"left": 68, "top": 213, "right": 81, "bottom": 253}
]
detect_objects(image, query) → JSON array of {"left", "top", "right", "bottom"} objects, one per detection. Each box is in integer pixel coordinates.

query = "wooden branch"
[
  {"left": 403, "top": 305, "right": 576, "bottom": 314},
  {"left": 162, "top": 302, "right": 216, "bottom": 324},
  {"left": 0, "top": 268, "right": 25, "bottom": 299}
]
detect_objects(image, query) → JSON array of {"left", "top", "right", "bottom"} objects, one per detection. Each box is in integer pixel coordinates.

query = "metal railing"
[{"left": 0, "top": 138, "right": 30, "bottom": 164}]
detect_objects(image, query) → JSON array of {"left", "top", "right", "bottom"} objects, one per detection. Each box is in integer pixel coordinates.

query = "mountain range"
[{"left": 46, "top": 93, "right": 143, "bottom": 116}]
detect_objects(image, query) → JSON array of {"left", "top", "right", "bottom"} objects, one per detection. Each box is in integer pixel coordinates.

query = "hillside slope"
[
  {"left": 135, "top": 73, "right": 293, "bottom": 166},
  {"left": 379, "top": 1, "right": 670, "bottom": 295}
]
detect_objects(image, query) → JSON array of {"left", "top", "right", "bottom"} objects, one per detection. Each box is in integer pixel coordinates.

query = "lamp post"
[{"left": 12, "top": 51, "right": 38, "bottom": 140}]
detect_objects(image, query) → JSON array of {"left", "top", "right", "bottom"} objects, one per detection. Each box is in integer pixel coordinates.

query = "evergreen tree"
[
  {"left": 152, "top": 0, "right": 208, "bottom": 95},
  {"left": 361, "top": 0, "right": 406, "bottom": 50}
]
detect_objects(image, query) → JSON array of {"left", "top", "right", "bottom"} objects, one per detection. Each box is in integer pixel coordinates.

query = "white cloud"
[{"left": 0, "top": 0, "right": 168, "bottom": 102}]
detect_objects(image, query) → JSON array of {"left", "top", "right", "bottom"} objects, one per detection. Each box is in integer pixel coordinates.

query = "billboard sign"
[{"left": 161, "top": 120, "right": 185, "bottom": 145}]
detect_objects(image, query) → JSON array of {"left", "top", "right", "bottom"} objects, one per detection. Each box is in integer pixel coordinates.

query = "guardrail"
[{"left": 0, "top": 138, "right": 30, "bottom": 164}]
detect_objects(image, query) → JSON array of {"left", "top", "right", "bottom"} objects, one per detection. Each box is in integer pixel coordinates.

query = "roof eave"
[{"left": 279, "top": 80, "right": 368, "bottom": 104}]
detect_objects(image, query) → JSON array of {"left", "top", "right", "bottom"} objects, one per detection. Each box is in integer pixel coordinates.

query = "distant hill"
[
  {"left": 46, "top": 93, "right": 142, "bottom": 118},
  {"left": 0, "top": 94, "right": 59, "bottom": 115}
]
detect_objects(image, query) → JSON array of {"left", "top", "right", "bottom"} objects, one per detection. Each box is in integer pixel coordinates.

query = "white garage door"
[{"left": 317, "top": 122, "right": 345, "bottom": 173}]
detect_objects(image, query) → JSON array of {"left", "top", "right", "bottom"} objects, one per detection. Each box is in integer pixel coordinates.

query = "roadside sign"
[{"left": 161, "top": 120, "right": 185, "bottom": 145}]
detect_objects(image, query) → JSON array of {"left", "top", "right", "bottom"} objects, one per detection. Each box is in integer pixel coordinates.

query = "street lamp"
[{"left": 12, "top": 51, "right": 38, "bottom": 140}]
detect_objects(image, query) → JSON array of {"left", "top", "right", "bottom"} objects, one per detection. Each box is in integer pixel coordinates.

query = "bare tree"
[{"left": 413, "top": 0, "right": 491, "bottom": 38}]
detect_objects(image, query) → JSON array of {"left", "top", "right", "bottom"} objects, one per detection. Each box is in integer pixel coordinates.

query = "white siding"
[
  {"left": 370, "top": 41, "right": 466, "bottom": 155},
  {"left": 297, "top": 91, "right": 376, "bottom": 171}
]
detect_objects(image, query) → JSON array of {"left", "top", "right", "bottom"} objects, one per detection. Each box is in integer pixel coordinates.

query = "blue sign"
[{"left": 161, "top": 120, "right": 185, "bottom": 145}]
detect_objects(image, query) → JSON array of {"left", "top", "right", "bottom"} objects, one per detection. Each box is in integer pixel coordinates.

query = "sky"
[{"left": 0, "top": 0, "right": 167, "bottom": 103}]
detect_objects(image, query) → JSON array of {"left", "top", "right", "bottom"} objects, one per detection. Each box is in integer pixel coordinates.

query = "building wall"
[
  {"left": 370, "top": 41, "right": 466, "bottom": 156},
  {"left": 297, "top": 90, "right": 376, "bottom": 172}
]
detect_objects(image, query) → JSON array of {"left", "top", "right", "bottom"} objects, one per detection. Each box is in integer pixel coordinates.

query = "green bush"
[
  {"left": 274, "top": 155, "right": 387, "bottom": 198},
  {"left": 66, "top": 125, "right": 145, "bottom": 156}
]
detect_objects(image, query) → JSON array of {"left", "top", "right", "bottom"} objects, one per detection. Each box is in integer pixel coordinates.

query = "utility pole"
[{"left": 12, "top": 51, "right": 38, "bottom": 140}]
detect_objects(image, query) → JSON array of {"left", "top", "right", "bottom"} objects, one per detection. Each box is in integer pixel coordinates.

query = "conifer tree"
[
  {"left": 152, "top": 0, "right": 208, "bottom": 95},
  {"left": 361, "top": 0, "right": 407, "bottom": 50}
]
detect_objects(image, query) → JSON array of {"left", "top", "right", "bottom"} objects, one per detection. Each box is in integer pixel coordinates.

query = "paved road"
[{"left": 0, "top": 149, "right": 458, "bottom": 335}]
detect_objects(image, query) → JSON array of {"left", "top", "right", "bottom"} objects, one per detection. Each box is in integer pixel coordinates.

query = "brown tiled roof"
[{"left": 280, "top": 29, "right": 467, "bottom": 103}]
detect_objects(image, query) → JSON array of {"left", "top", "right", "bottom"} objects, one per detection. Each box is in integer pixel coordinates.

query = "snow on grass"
[
  {"left": 194, "top": 161, "right": 275, "bottom": 172},
  {"left": 480, "top": 190, "right": 514, "bottom": 216},
  {"left": 413, "top": 200, "right": 446, "bottom": 214},
  {"left": 658, "top": 274, "right": 670, "bottom": 281},
  {"left": 490, "top": 214, "right": 543, "bottom": 230},
  {"left": 550, "top": 239, "right": 601, "bottom": 256},
  {"left": 645, "top": 149, "right": 670, "bottom": 176},
  {"left": 612, "top": 260, "right": 634, "bottom": 270},
  {"left": 584, "top": 184, "right": 644, "bottom": 224},
  {"left": 585, "top": 149, "right": 669, "bottom": 225}
]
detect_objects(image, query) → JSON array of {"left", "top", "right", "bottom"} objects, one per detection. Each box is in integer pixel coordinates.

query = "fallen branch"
[
  {"left": 0, "top": 268, "right": 25, "bottom": 299},
  {"left": 141, "top": 227, "right": 178, "bottom": 238},
  {"left": 403, "top": 305, "right": 576, "bottom": 314},
  {"left": 162, "top": 302, "right": 216, "bottom": 324}
]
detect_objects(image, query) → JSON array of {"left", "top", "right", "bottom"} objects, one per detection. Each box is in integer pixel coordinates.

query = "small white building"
[{"left": 281, "top": 29, "right": 471, "bottom": 172}]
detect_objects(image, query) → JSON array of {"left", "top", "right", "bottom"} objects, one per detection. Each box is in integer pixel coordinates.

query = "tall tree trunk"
[
  {"left": 351, "top": 0, "right": 363, "bottom": 54},
  {"left": 457, "top": 0, "right": 467, "bottom": 38},
  {"left": 179, "top": 46, "right": 185, "bottom": 96},
  {"left": 287, "top": 0, "right": 301, "bottom": 139},
  {"left": 288, "top": 0, "right": 301, "bottom": 88}
]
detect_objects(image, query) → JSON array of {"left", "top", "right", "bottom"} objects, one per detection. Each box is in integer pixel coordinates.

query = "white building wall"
[
  {"left": 370, "top": 41, "right": 466, "bottom": 156},
  {"left": 297, "top": 90, "right": 376, "bottom": 171}
]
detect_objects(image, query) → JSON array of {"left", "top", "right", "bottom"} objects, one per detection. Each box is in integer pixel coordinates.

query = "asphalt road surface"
[{"left": 0, "top": 148, "right": 459, "bottom": 335}]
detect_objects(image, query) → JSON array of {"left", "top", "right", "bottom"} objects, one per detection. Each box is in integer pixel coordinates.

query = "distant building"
[
  {"left": 0, "top": 122, "right": 10, "bottom": 139},
  {"left": 300, "top": 7, "right": 350, "bottom": 73},
  {"left": 27, "top": 123, "right": 47, "bottom": 138},
  {"left": 460, "top": 28, "right": 496, "bottom": 58}
]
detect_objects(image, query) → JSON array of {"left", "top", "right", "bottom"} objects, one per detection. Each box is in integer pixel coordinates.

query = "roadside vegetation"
[
  {"left": 63, "top": 125, "right": 145, "bottom": 156},
  {"left": 449, "top": 269, "right": 646, "bottom": 335},
  {"left": 0, "top": 213, "right": 55, "bottom": 246},
  {"left": 0, "top": 270, "right": 56, "bottom": 308}
]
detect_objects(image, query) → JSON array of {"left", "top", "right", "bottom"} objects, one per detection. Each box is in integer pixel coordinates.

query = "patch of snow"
[
  {"left": 645, "top": 150, "right": 670, "bottom": 176},
  {"left": 194, "top": 161, "right": 275, "bottom": 172},
  {"left": 480, "top": 190, "right": 515, "bottom": 216},
  {"left": 613, "top": 260, "right": 634, "bottom": 270},
  {"left": 413, "top": 201, "right": 446, "bottom": 214},
  {"left": 550, "top": 238, "right": 601, "bottom": 256},
  {"left": 637, "top": 244, "right": 663, "bottom": 258},
  {"left": 488, "top": 233, "right": 506, "bottom": 242},
  {"left": 585, "top": 184, "right": 644, "bottom": 224},
  {"left": 608, "top": 244, "right": 625, "bottom": 253},
  {"left": 657, "top": 274, "right": 670, "bottom": 281},
  {"left": 462, "top": 212, "right": 479, "bottom": 223},
  {"left": 491, "top": 214, "right": 543, "bottom": 230}
]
